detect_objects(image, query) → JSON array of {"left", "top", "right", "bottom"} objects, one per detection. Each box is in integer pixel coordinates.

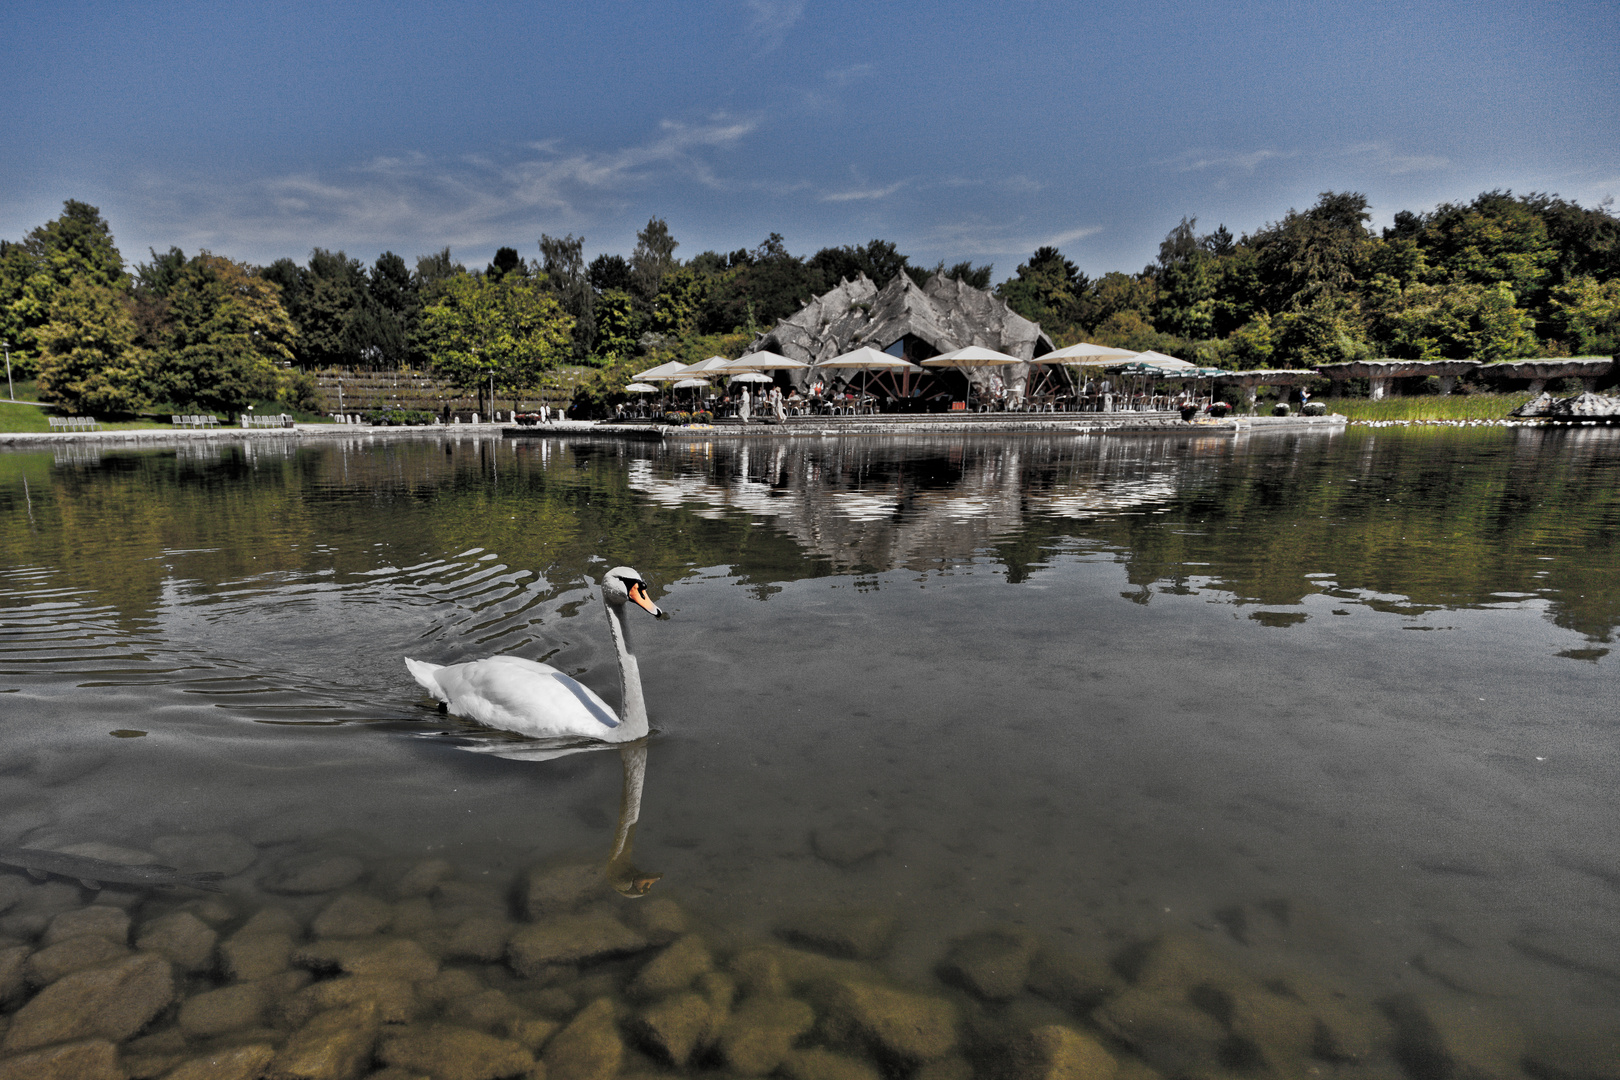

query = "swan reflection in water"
[{"left": 413, "top": 565, "right": 667, "bottom": 895}]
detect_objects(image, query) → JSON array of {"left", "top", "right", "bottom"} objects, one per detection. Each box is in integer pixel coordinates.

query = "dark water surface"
[{"left": 2, "top": 427, "right": 1618, "bottom": 1069}]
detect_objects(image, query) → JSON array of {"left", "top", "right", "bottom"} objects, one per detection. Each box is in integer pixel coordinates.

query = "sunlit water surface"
[{"left": 2, "top": 427, "right": 1618, "bottom": 1066}]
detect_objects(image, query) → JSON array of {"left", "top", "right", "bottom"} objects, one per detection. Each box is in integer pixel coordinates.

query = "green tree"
[
  {"left": 541, "top": 233, "right": 596, "bottom": 361},
  {"left": 1418, "top": 191, "right": 1555, "bottom": 301},
  {"left": 1271, "top": 299, "right": 1372, "bottom": 366},
  {"left": 1370, "top": 281, "right": 1534, "bottom": 361},
  {"left": 36, "top": 280, "right": 151, "bottom": 415},
  {"left": 630, "top": 218, "right": 679, "bottom": 305},
  {"left": 1151, "top": 217, "right": 1217, "bottom": 342},
  {"left": 418, "top": 274, "right": 574, "bottom": 397},
  {"left": 592, "top": 288, "right": 638, "bottom": 363},
  {"left": 0, "top": 200, "right": 128, "bottom": 377},
  {"left": 997, "top": 246, "right": 1086, "bottom": 336},
  {"left": 1249, "top": 191, "right": 1374, "bottom": 312},
  {"left": 156, "top": 254, "right": 298, "bottom": 417},
  {"left": 1543, "top": 275, "right": 1620, "bottom": 355}
]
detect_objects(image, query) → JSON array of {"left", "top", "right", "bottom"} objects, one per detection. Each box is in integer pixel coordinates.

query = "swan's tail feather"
[{"left": 404, "top": 657, "right": 447, "bottom": 700}]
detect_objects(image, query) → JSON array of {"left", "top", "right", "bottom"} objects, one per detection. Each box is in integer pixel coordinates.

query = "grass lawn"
[{"left": 1323, "top": 393, "right": 1538, "bottom": 421}]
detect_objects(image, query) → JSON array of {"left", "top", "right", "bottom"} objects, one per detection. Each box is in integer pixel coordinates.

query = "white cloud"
[
  {"left": 920, "top": 220, "right": 1104, "bottom": 259},
  {"left": 121, "top": 117, "right": 763, "bottom": 263},
  {"left": 1337, "top": 142, "right": 1450, "bottom": 175},
  {"left": 825, "top": 63, "right": 874, "bottom": 87},
  {"left": 743, "top": 0, "right": 806, "bottom": 52},
  {"left": 820, "top": 181, "right": 906, "bottom": 203},
  {"left": 1164, "top": 148, "right": 1296, "bottom": 175}
]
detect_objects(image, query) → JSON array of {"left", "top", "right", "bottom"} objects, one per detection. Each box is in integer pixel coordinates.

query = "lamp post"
[
  {"left": 2, "top": 340, "right": 12, "bottom": 401},
  {"left": 488, "top": 369, "right": 496, "bottom": 423}
]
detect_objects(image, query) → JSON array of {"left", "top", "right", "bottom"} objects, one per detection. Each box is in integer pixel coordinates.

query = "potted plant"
[{"left": 1208, "top": 401, "right": 1232, "bottom": 419}]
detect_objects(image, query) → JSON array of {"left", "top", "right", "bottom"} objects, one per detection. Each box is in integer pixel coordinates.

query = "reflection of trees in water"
[
  {"left": 3, "top": 429, "right": 1618, "bottom": 641},
  {"left": 631, "top": 431, "right": 1620, "bottom": 640}
]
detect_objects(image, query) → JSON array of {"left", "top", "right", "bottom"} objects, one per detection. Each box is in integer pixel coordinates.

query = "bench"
[
  {"left": 241, "top": 414, "right": 293, "bottom": 428},
  {"left": 47, "top": 416, "right": 100, "bottom": 431},
  {"left": 171, "top": 414, "right": 220, "bottom": 428}
]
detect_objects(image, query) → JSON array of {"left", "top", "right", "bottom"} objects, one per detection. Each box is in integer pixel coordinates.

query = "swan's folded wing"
[{"left": 437, "top": 657, "right": 622, "bottom": 735}]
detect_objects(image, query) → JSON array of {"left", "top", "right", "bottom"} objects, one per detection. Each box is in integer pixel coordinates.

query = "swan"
[{"left": 405, "top": 566, "right": 665, "bottom": 742}]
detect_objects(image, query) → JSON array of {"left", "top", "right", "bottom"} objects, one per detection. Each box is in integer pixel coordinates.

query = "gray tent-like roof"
[{"left": 749, "top": 272, "right": 1055, "bottom": 391}]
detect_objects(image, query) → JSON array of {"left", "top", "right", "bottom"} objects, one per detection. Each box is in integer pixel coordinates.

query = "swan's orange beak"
[{"left": 628, "top": 581, "right": 666, "bottom": 619}]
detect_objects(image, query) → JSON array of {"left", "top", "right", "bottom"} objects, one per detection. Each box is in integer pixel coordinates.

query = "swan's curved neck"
[{"left": 605, "top": 597, "right": 649, "bottom": 739}]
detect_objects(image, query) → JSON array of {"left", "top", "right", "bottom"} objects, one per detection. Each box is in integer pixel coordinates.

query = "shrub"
[{"left": 691, "top": 410, "right": 713, "bottom": 424}]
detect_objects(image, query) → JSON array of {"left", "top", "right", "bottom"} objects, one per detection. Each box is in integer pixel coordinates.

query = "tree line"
[{"left": 2, "top": 190, "right": 1615, "bottom": 416}]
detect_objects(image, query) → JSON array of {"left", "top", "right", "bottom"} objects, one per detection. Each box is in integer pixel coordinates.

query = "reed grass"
[{"left": 1325, "top": 393, "right": 1538, "bottom": 421}]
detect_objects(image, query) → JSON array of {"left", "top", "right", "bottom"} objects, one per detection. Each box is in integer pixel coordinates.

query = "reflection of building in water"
[{"left": 627, "top": 437, "right": 1222, "bottom": 571}]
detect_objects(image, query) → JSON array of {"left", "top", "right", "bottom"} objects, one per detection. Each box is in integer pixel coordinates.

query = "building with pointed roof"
[{"left": 749, "top": 272, "right": 1054, "bottom": 397}]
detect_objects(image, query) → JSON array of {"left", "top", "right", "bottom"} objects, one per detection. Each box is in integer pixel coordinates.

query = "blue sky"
[{"left": 4, "top": 0, "right": 1616, "bottom": 281}]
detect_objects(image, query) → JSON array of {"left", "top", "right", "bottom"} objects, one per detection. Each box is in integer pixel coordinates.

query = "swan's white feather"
[{"left": 406, "top": 654, "right": 623, "bottom": 739}]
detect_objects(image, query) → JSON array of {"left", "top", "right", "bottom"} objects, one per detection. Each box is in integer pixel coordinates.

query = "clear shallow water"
[{"left": 1, "top": 427, "right": 1619, "bottom": 1069}]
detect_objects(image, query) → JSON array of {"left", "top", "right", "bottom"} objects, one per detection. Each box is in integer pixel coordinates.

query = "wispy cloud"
[
  {"left": 124, "top": 117, "right": 762, "bottom": 262},
  {"left": 920, "top": 220, "right": 1104, "bottom": 259},
  {"left": 743, "top": 0, "right": 806, "bottom": 52},
  {"left": 1163, "top": 148, "right": 1296, "bottom": 175},
  {"left": 1337, "top": 142, "right": 1450, "bottom": 175},
  {"left": 820, "top": 180, "right": 906, "bottom": 203},
  {"left": 825, "top": 63, "right": 873, "bottom": 87}
]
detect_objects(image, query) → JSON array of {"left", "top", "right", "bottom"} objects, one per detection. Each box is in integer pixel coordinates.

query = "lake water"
[{"left": 1, "top": 426, "right": 1618, "bottom": 1075}]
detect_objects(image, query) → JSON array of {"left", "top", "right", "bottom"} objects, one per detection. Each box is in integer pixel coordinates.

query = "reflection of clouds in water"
[
  {"left": 828, "top": 493, "right": 897, "bottom": 522},
  {"left": 1028, "top": 477, "right": 1181, "bottom": 519}
]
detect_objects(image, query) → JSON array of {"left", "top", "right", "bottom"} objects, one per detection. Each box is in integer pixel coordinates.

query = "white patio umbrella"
[
  {"left": 672, "top": 377, "right": 711, "bottom": 389},
  {"left": 714, "top": 350, "right": 809, "bottom": 372},
  {"left": 817, "top": 345, "right": 924, "bottom": 371},
  {"left": 671, "top": 356, "right": 736, "bottom": 377},
  {"left": 624, "top": 383, "right": 659, "bottom": 393},
  {"left": 1036, "top": 342, "right": 1138, "bottom": 365},
  {"left": 1123, "top": 350, "right": 1198, "bottom": 372},
  {"left": 633, "top": 360, "right": 691, "bottom": 382},
  {"left": 921, "top": 345, "right": 1024, "bottom": 367},
  {"left": 729, "top": 372, "right": 773, "bottom": 383}
]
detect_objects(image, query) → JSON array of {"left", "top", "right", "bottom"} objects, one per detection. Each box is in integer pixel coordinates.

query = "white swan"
[{"left": 405, "top": 566, "right": 665, "bottom": 742}]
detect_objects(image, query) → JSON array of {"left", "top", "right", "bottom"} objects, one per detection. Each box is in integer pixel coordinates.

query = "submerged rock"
[
  {"left": 629, "top": 990, "right": 717, "bottom": 1068},
  {"left": 719, "top": 994, "right": 816, "bottom": 1075},
  {"left": 507, "top": 914, "right": 649, "bottom": 977},
  {"left": 163, "top": 1043, "right": 277, "bottom": 1080},
  {"left": 1090, "top": 988, "right": 1227, "bottom": 1075},
  {"left": 624, "top": 896, "right": 687, "bottom": 945},
  {"left": 42, "top": 905, "right": 129, "bottom": 946},
  {"left": 815, "top": 978, "right": 959, "bottom": 1065},
  {"left": 810, "top": 821, "right": 889, "bottom": 867},
  {"left": 0, "top": 946, "right": 27, "bottom": 1006},
  {"left": 1026, "top": 945, "right": 1122, "bottom": 1012},
  {"left": 1003, "top": 1024, "right": 1119, "bottom": 1080},
  {"left": 393, "top": 857, "right": 454, "bottom": 899},
  {"left": 776, "top": 908, "right": 897, "bottom": 960},
  {"left": 311, "top": 892, "right": 395, "bottom": 938},
  {"left": 279, "top": 974, "right": 419, "bottom": 1027},
  {"left": 522, "top": 862, "right": 609, "bottom": 919},
  {"left": 221, "top": 929, "right": 294, "bottom": 982},
  {"left": 441, "top": 914, "right": 516, "bottom": 963},
  {"left": 543, "top": 996, "right": 624, "bottom": 1080},
  {"left": 378, "top": 1022, "right": 536, "bottom": 1080},
  {"left": 778, "top": 1046, "right": 885, "bottom": 1080},
  {"left": 25, "top": 934, "right": 130, "bottom": 985},
  {"left": 135, "top": 910, "right": 218, "bottom": 972},
  {"left": 628, "top": 933, "right": 713, "bottom": 1000},
  {"left": 268, "top": 1000, "right": 380, "bottom": 1080},
  {"left": 938, "top": 930, "right": 1034, "bottom": 1001},
  {"left": 0, "top": 1038, "right": 121, "bottom": 1080},
  {"left": 261, "top": 853, "right": 365, "bottom": 895},
  {"left": 178, "top": 980, "right": 270, "bottom": 1037},
  {"left": 1383, "top": 992, "right": 1526, "bottom": 1080},
  {"left": 3, "top": 952, "right": 175, "bottom": 1052},
  {"left": 293, "top": 937, "right": 440, "bottom": 982}
]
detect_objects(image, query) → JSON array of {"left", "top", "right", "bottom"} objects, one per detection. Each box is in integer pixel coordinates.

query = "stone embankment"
[{"left": 0, "top": 826, "right": 1584, "bottom": 1079}]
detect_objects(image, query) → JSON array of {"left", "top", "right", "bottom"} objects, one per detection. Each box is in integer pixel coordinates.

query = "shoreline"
[{"left": 4, "top": 411, "right": 1601, "bottom": 447}]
